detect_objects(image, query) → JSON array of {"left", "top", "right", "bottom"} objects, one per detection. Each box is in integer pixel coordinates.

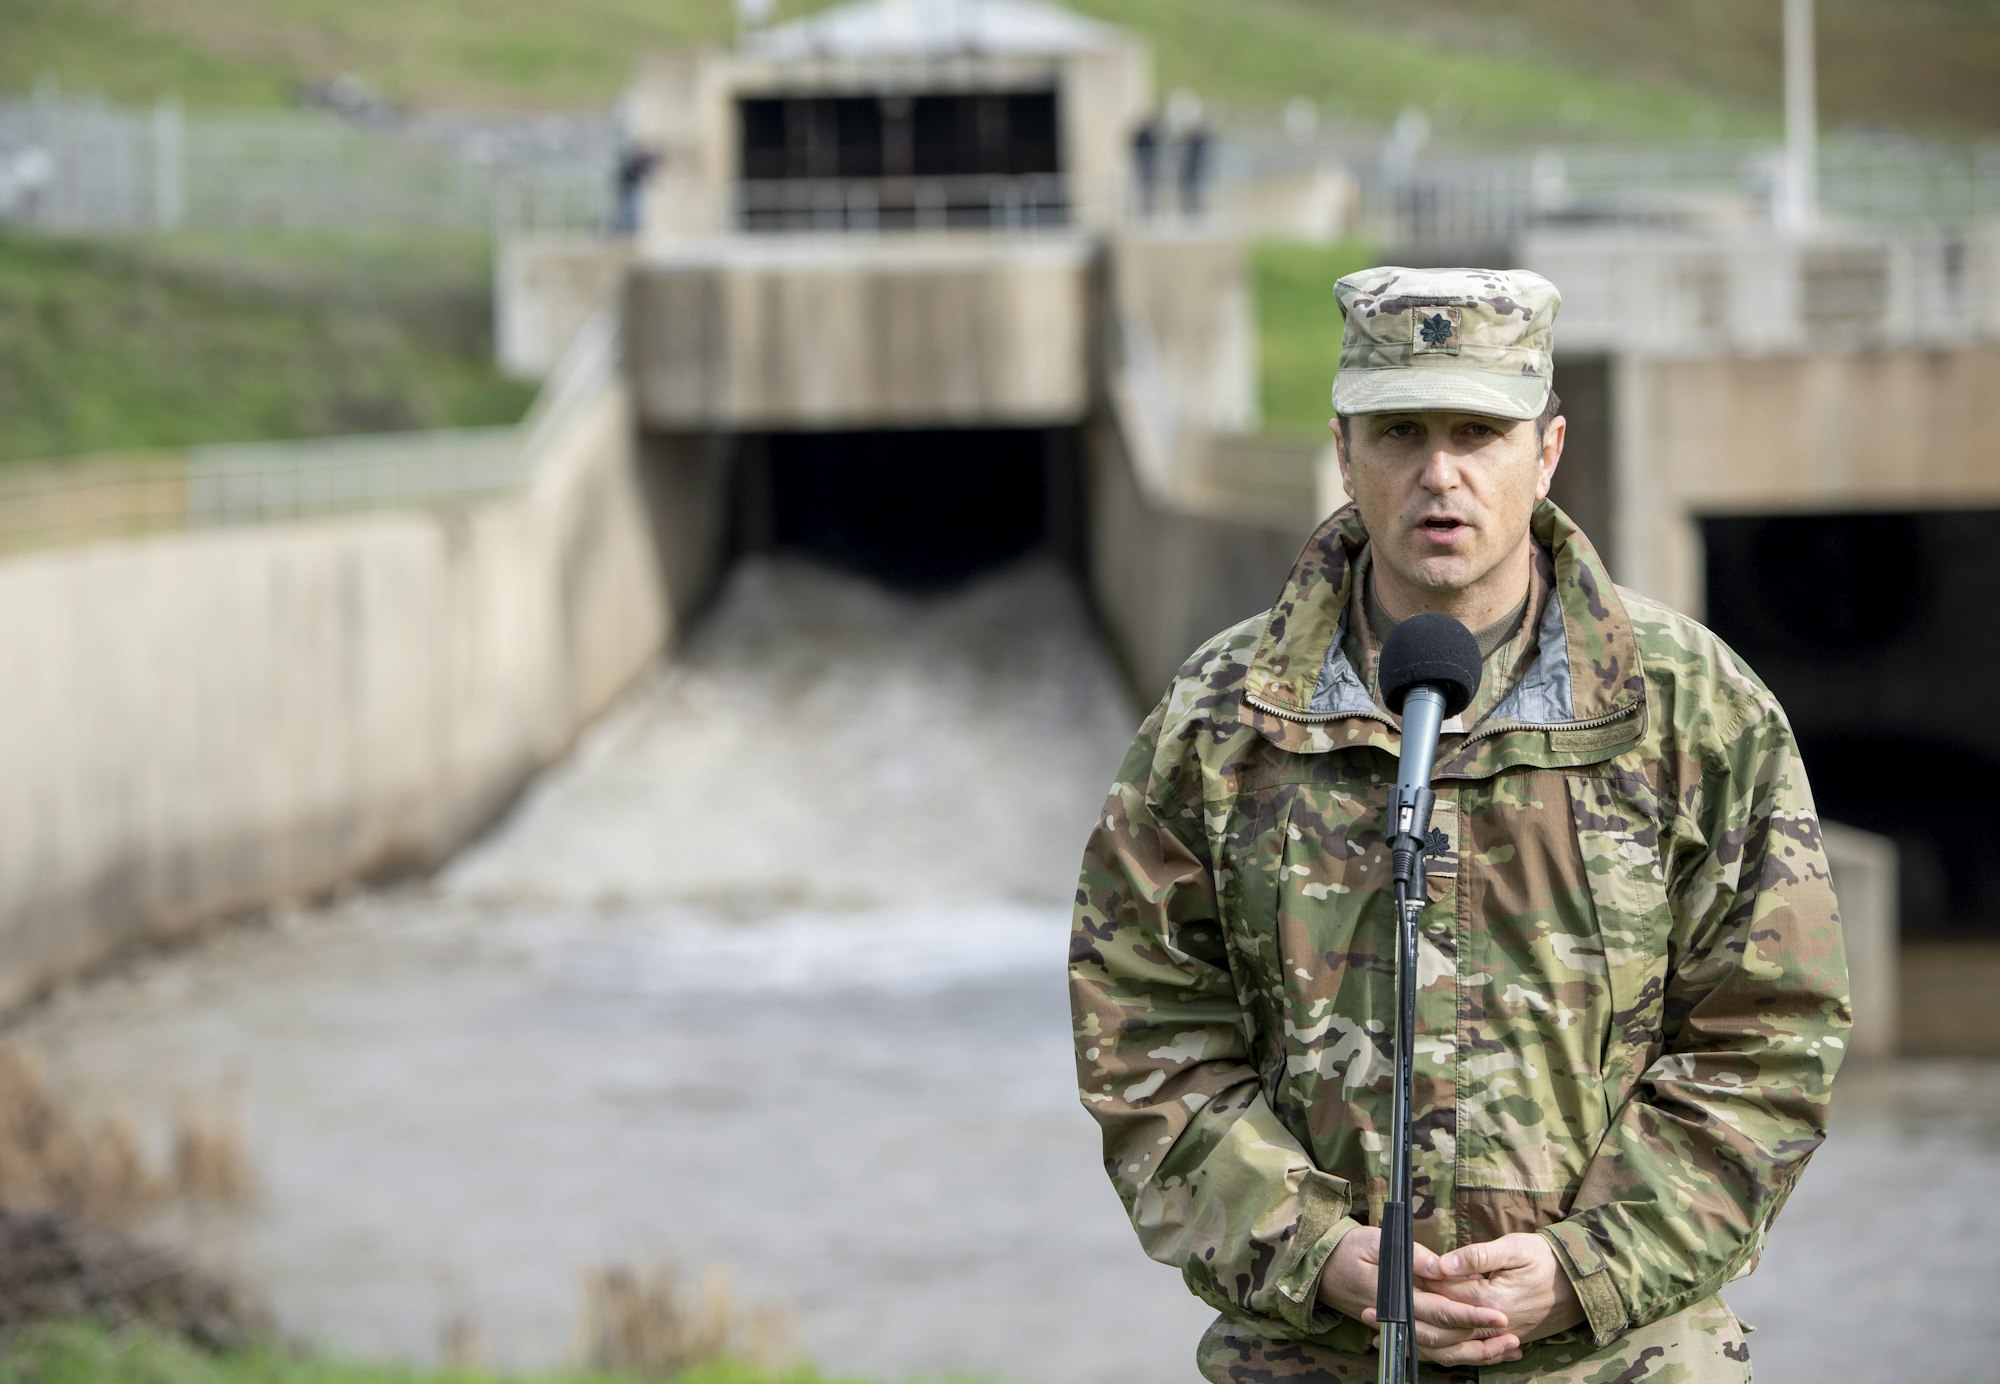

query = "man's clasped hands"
[{"left": 1318, "top": 1227, "right": 1587, "bottom": 1369}]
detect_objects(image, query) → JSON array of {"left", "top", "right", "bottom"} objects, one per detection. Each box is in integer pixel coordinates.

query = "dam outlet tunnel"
[
  {"left": 724, "top": 427, "right": 1086, "bottom": 590},
  {"left": 1702, "top": 508, "right": 2000, "bottom": 943}
]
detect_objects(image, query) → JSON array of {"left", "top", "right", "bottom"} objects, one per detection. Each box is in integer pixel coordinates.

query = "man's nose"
[{"left": 1420, "top": 446, "right": 1461, "bottom": 492}]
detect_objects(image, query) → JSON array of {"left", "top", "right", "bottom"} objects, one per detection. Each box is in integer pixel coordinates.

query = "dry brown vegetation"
[
  {"left": 171, "top": 1089, "right": 258, "bottom": 1207},
  {"left": 0, "top": 1041, "right": 256, "bottom": 1224},
  {"left": 577, "top": 1261, "right": 795, "bottom": 1378},
  {"left": 438, "top": 1309, "right": 486, "bottom": 1370},
  {"left": 0, "top": 1037, "right": 804, "bottom": 1369},
  {"left": 0, "top": 1043, "right": 160, "bottom": 1225},
  {"left": 0, "top": 1039, "right": 267, "bottom": 1345}
]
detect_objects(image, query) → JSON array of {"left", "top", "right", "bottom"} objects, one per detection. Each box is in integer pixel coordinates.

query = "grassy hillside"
[
  {"left": 0, "top": 230, "right": 536, "bottom": 464},
  {"left": 1253, "top": 240, "right": 1378, "bottom": 440},
  {"left": 3, "top": 1, "right": 1989, "bottom": 462},
  {"left": 5, "top": 0, "right": 1995, "bottom": 138}
]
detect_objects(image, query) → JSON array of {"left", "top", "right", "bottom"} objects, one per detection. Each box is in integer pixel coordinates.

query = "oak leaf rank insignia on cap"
[
  {"left": 1332, "top": 266, "right": 1560, "bottom": 420},
  {"left": 1416, "top": 308, "right": 1461, "bottom": 353}
]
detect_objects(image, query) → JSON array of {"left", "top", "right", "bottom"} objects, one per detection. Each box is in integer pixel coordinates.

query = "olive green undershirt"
[
  {"left": 1345, "top": 543, "right": 1554, "bottom": 726},
  {"left": 1362, "top": 561, "right": 1530, "bottom": 661}
]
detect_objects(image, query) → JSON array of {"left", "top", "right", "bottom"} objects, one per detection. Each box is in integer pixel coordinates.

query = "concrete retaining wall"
[
  {"left": 0, "top": 362, "right": 708, "bottom": 1012},
  {"left": 496, "top": 236, "right": 634, "bottom": 381},
  {"left": 1085, "top": 411, "right": 1321, "bottom": 702},
  {"left": 626, "top": 236, "right": 1095, "bottom": 429},
  {"left": 1109, "top": 233, "right": 1260, "bottom": 434},
  {"left": 1824, "top": 823, "right": 1898, "bottom": 1062}
]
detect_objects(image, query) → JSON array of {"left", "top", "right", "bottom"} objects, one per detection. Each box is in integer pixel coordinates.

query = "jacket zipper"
[
  {"left": 1243, "top": 691, "right": 1640, "bottom": 741},
  {"left": 1242, "top": 692, "right": 1386, "bottom": 726},
  {"left": 1457, "top": 701, "right": 1640, "bottom": 746}
]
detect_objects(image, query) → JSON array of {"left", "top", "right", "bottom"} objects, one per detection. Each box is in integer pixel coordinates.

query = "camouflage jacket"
[{"left": 1069, "top": 500, "right": 1850, "bottom": 1377}]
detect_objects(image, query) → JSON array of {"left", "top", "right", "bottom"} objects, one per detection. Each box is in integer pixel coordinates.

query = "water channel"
[{"left": 12, "top": 556, "right": 2000, "bottom": 1382}]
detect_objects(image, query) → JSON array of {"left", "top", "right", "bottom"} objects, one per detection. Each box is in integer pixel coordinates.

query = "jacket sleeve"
[
  {"left": 1069, "top": 697, "right": 1359, "bottom": 1336},
  {"left": 1540, "top": 693, "right": 1852, "bottom": 1344}
]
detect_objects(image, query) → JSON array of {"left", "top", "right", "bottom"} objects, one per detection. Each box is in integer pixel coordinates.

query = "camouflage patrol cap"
[{"left": 1332, "top": 266, "right": 1560, "bottom": 421}]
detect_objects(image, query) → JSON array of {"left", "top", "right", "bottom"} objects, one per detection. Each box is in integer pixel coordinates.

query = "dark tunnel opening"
[
  {"left": 725, "top": 427, "right": 1085, "bottom": 591},
  {"left": 1703, "top": 508, "right": 2000, "bottom": 938},
  {"left": 737, "top": 90, "right": 1065, "bottom": 232}
]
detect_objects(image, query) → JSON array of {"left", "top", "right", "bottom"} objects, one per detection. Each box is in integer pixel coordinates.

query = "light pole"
[{"left": 1781, "top": 0, "right": 1817, "bottom": 233}]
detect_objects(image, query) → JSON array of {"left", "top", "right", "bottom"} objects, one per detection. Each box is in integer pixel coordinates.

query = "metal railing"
[
  {"left": 0, "top": 430, "right": 525, "bottom": 556},
  {"left": 0, "top": 86, "right": 614, "bottom": 235},
  {"left": 183, "top": 429, "right": 530, "bottom": 528},
  {"left": 736, "top": 172, "right": 1071, "bottom": 234},
  {"left": 1343, "top": 135, "right": 2000, "bottom": 251},
  {"left": 0, "top": 310, "right": 624, "bottom": 556}
]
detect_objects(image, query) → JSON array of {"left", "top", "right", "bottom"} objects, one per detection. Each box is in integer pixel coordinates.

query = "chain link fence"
[
  {"left": 0, "top": 84, "right": 614, "bottom": 235},
  {"left": 1342, "top": 136, "right": 2000, "bottom": 251}
]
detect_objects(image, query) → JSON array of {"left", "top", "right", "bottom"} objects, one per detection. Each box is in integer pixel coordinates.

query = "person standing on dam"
[{"left": 1068, "top": 266, "right": 1850, "bottom": 1381}]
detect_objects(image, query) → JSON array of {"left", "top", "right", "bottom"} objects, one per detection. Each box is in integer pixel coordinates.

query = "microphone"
[{"left": 1377, "top": 613, "right": 1481, "bottom": 892}]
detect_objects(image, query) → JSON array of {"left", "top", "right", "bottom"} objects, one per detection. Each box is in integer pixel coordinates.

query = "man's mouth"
[{"left": 1418, "top": 516, "right": 1468, "bottom": 540}]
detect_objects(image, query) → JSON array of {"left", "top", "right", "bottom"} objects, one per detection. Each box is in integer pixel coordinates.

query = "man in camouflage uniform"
[{"left": 1069, "top": 266, "right": 1850, "bottom": 1381}]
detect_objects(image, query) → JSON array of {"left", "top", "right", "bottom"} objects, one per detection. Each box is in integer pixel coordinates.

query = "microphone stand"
[
  {"left": 1366, "top": 612, "right": 1478, "bottom": 1384},
  {"left": 1376, "top": 738, "right": 1438, "bottom": 1384}
]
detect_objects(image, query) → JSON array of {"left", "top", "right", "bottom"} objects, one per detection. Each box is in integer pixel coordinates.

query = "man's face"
[{"left": 1333, "top": 409, "right": 1564, "bottom": 623}]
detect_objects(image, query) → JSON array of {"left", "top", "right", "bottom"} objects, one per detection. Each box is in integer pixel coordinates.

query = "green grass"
[
  {"left": 1253, "top": 239, "right": 1378, "bottom": 441},
  {"left": 0, "top": 229, "right": 537, "bottom": 465},
  {"left": 3, "top": 2, "right": 1989, "bottom": 462},
  {"left": 1067, "top": 0, "right": 1774, "bottom": 142},
  {"left": 0, "top": 1321, "right": 988, "bottom": 1384},
  {"left": 5, "top": 0, "right": 1994, "bottom": 136}
]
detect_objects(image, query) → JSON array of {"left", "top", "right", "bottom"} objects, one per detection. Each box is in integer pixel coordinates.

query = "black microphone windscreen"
[{"left": 1378, "top": 612, "right": 1482, "bottom": 719}]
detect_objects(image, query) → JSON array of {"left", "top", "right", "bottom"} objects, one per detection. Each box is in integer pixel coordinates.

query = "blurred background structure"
[{"left": 1, "top": 1, "right": 1997, "bottom": 1381}]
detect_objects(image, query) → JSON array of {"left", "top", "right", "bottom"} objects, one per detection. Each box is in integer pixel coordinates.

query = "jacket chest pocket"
[
  {"left": 1215, "top": 773, "right": 1451, "bottom": 1152},
  {"left": 1216, "top": 780, "right": 1392, "bottom": 1112},
  {"left": 1458, "top": 770, "right": 1646, "bottom": 1202},
  {"left": 1565, "top": 773, "right": 1673, "bottom": 1114}
]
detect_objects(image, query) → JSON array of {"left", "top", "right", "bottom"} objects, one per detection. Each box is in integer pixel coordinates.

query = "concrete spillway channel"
[{"left": 0, "top": 260, "right": 1308, "bottom": 1378}]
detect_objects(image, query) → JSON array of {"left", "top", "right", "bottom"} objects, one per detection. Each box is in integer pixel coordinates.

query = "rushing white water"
[
  {"left": 446, "top": 554, "right": 1135, "bottom": 920},
  {"left": 430, "top": 554, "right": 1143, "bottom": 1004}
]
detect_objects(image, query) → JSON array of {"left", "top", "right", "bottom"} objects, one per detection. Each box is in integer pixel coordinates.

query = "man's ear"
[
  {"left": 1537, "top": 415, "right": 1566, "bottom": 500},
  {"left": 1329, "top": 415, "right": 1352, "bottom": 494}
]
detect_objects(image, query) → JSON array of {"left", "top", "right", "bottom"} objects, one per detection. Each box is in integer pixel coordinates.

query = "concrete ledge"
[
  {"left": 627, "top": 235, "right": 1095, "bottom": 429},
  {"left": 1606, "top": 345, "right": 2000, "bottom": 614}
]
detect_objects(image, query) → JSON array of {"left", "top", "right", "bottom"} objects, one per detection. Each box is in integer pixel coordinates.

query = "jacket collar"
[{"left": 1239, "top": 499, "right": 1648, "bottom": 770}]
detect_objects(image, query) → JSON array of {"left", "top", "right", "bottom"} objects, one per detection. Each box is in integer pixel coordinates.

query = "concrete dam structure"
[
  {"left": 2, "top": 0, "right": 1325, "bottom": 1022},
  {"left": 13, "top": 0, "right": 2000, "bottom": 1067},
  {"left": 11, "top": 2, "right": 2000, "bottom": 1379}
]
